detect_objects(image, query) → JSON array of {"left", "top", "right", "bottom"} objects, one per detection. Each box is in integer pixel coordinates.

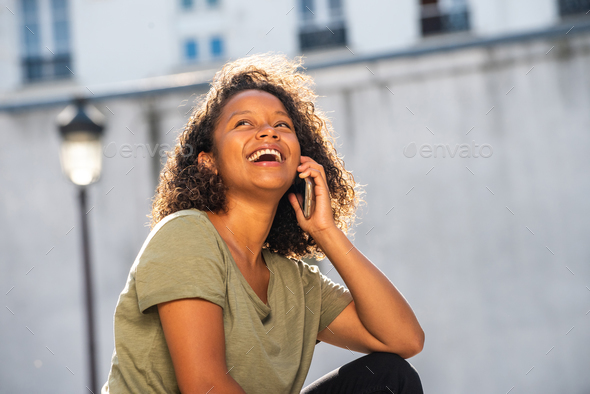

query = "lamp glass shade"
[{"left": 59, "top": 131, "right": 103, "bottom": 186}]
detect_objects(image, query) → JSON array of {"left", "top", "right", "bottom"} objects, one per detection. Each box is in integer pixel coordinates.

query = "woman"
[{"left": 102, "top": 54, "right": 424, "bottom": 393}]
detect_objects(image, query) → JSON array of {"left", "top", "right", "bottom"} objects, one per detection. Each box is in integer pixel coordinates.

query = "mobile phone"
[{"left": 289, "top": 175, "right": 315, "bottom": 219}]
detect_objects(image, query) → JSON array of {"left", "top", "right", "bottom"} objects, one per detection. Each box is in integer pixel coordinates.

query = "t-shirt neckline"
[{"left": 196, "top": 209, "right": 274, "bottom": 318}]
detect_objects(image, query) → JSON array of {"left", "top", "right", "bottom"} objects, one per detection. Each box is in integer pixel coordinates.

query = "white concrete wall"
[
  {"left": 305, "top": 30, "right": 590, "bottom": 393},
  {"left": 71, "top": 0, "right": 176, "bottom": 86},
  {"left": 346, "top": 0, "right": 419, "bottom": 55},
  {"left": 0, "top": 98, "right": 163, "bottom": 391},
  {"left": 470, "top": 0, "right": 558, "bottom": 36}
]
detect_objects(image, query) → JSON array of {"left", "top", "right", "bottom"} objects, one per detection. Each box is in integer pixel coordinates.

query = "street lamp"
[
  {"left": 57, "top": 98, "right": 105, "bottom": 186},
  {"left": 57, "top": 98, "right": 105, "bottom": 394}
]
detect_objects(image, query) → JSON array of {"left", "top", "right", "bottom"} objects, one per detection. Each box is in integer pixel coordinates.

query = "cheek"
[
  {"left": 289, "top": 134, "right": 302, "bottom": 155},
  {"left": 216, "top": 137, "right": 242, "bottom": 166}
]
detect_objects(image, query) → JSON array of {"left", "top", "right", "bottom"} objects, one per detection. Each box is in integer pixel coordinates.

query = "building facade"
[
  {"left": 1, "top": 0, "right": 590, "bottom": 393},
  {"left": 2, "top": 0, "right": 587, "bottom": 96}
]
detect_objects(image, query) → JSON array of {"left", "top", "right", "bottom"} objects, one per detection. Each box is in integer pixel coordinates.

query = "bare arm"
[
  {"left": 157, "top": 298, "right": 246, "bottom": 394},
  {"left": 288, "top": 156, "right": 424, "bottom": 359},
  {"left": 314, "top": 228, "right": 425, "bottom": 358}
]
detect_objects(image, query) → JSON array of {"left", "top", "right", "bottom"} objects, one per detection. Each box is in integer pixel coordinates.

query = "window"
[
  {"left": 181, "top": 0, "right": 193, "bottom": 10},
  {"left": 51, "top": 0, "right": 71, "bottom": 77},
  {"left": 558, "top": 0, "right": 590, "bottom": 16},
  {"left": 22, "top": 0, "right": 42, "bottom": 81},
  {"left": 20, "top": 0, "right": 73, "bottom": 83},
  {"left": 300, "top": 0, "right": 315, "bottom": 23},
  {"left": 299, "top": 26, "right": 347, "bottom": 51},
  {"left": 298, "top": 0, "right": 347, "bottom": 51},
  {"left": 328, "top": 0, "right": 344, "bottom": 21},
  {"left": 419, "top": 0, "right": 470, "bottom": 36},
  {"left": 210, "top": 36, "right": 224, "bottom": 58},
  {"left": 207, "top": 0, "right": 220, "bottom": 8},
  {"left": 184, "top": 39, "right": 198, "bottom": 61}
]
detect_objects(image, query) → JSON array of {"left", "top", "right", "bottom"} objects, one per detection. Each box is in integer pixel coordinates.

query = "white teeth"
[{"left": 248, "top": 148, "right": 282, "bottom": 163}]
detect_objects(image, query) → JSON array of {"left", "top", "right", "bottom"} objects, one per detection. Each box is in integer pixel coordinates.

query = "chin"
[{"left": 252, "top": 177, "right": 291, "bottom": 191}]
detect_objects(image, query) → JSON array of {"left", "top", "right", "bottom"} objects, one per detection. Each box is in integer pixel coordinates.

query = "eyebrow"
[{"left": 227, "top": 110, "right": 291, "bottom": 119}]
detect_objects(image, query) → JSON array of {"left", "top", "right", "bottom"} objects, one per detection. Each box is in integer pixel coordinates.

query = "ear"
[{"left": 197, "top": 151, "right": 218, "bottom": 175}]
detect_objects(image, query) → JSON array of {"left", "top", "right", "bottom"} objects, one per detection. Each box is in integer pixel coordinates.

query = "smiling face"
[{"left": 199, "top": 89, "right": 301, "bottom": 198}]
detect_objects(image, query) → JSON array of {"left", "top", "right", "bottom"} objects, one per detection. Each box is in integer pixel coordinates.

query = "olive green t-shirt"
[{"left": 101, "top": 208, "right": 353, "bottom": 394}]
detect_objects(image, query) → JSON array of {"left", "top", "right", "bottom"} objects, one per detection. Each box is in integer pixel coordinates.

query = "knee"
[{"left": 366, "top": 352, "right": 423, "bottom": 389}]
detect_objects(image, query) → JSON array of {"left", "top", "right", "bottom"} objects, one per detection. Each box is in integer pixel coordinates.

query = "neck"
[{"left": 206, "top": 191, "right": 281, "bottom": 270}]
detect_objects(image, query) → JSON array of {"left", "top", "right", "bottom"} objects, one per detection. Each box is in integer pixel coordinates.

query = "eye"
[
  {"left": 235, "top": 120, "right": 252, "bottom": 127},
  {"left": 275, "top": 121, "right": 291, "bottom": 129}
]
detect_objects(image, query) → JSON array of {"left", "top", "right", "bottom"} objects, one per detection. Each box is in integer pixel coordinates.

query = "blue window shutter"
[
  {"left": 185, "top": 39, "right": 198, "bottom": 60},
  {"left": 210, "top": 37, "right": 223, "bottom": 57}
]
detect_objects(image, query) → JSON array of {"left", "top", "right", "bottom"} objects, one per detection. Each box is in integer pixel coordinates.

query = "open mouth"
[{"left": 247, "top": 149, "right": 283, "bottom": 163}]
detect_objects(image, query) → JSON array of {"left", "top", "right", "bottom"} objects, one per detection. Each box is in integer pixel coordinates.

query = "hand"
[{"left": 287, "top": 156, "right": 337, "bottom": 238}]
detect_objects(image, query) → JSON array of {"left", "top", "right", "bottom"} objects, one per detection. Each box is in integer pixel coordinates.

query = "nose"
[{"left": 256, "top": 124, "right": 280, "bottom": 140}]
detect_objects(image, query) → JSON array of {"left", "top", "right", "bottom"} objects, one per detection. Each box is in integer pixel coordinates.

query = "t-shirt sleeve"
[
  {"left": 134, "top": 214, "right": 226, "bottom": 314},
  {"left": 318, "top": 270, "right": 353, "bottom": 333}
]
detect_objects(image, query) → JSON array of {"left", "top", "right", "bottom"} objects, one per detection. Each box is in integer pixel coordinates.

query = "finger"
[
  {"left": 299, "top": 168, "right": 328, "bottom": 191},
  {"left": 300, "top": 169, "right": 330, "bottom": 198},
  {"left": 298, "top": 156, "right": 319, "bottom": 168},
  {"left": 287, "top": 193, "right": 305, "bottom": 221},
  {"left": 298, "top": 162, "right": 324, "bottom": 174},
  {"left": 299, "top": 167, "right": 322, "bottom": 179},
  {"left": 305, "top": 168, "right": 334, "bottom": 201},
  {"left": 299, "top": 156, "right": 321, "bottom": 173},
  {"left": 298, "top": 157, "right": 327, "bottom": 180}
]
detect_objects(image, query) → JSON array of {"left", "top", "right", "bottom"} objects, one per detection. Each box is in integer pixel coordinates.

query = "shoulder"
[
  {"left": 268, "top": 252, "right": 322, "bottom": 286},
  {"left": 134, "top": 209, "right": 223, "bottom": 266},
  {"left": 146, "top": 209, "right": 215, "bottom": 244},
  {"left": 290, "top": 257, "right": 321, "bottom": 276},
  {"left": 132, "top": 209, "right": 228, "bottom": 314},
  {"left": 154, "top": 208, "right": 211, "bottom": 233}
]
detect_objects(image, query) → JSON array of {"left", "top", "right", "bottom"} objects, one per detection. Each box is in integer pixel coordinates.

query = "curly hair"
[{"left": 149, "top": 53, "right": 363, "bottom": 259}]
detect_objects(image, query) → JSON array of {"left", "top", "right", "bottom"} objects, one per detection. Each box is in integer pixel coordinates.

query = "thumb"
[{"left": 288, "top": 193, "right": 304, "bottom": 220}]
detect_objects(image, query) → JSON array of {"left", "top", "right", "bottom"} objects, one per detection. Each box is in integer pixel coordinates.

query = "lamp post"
[{"left": 57, "top": 98, "right": 105, "bottom": 394}]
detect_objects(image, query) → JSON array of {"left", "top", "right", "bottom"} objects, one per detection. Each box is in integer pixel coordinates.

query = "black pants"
[{"left": 300, "top": 352, "right": 424, "bottom": 394}]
